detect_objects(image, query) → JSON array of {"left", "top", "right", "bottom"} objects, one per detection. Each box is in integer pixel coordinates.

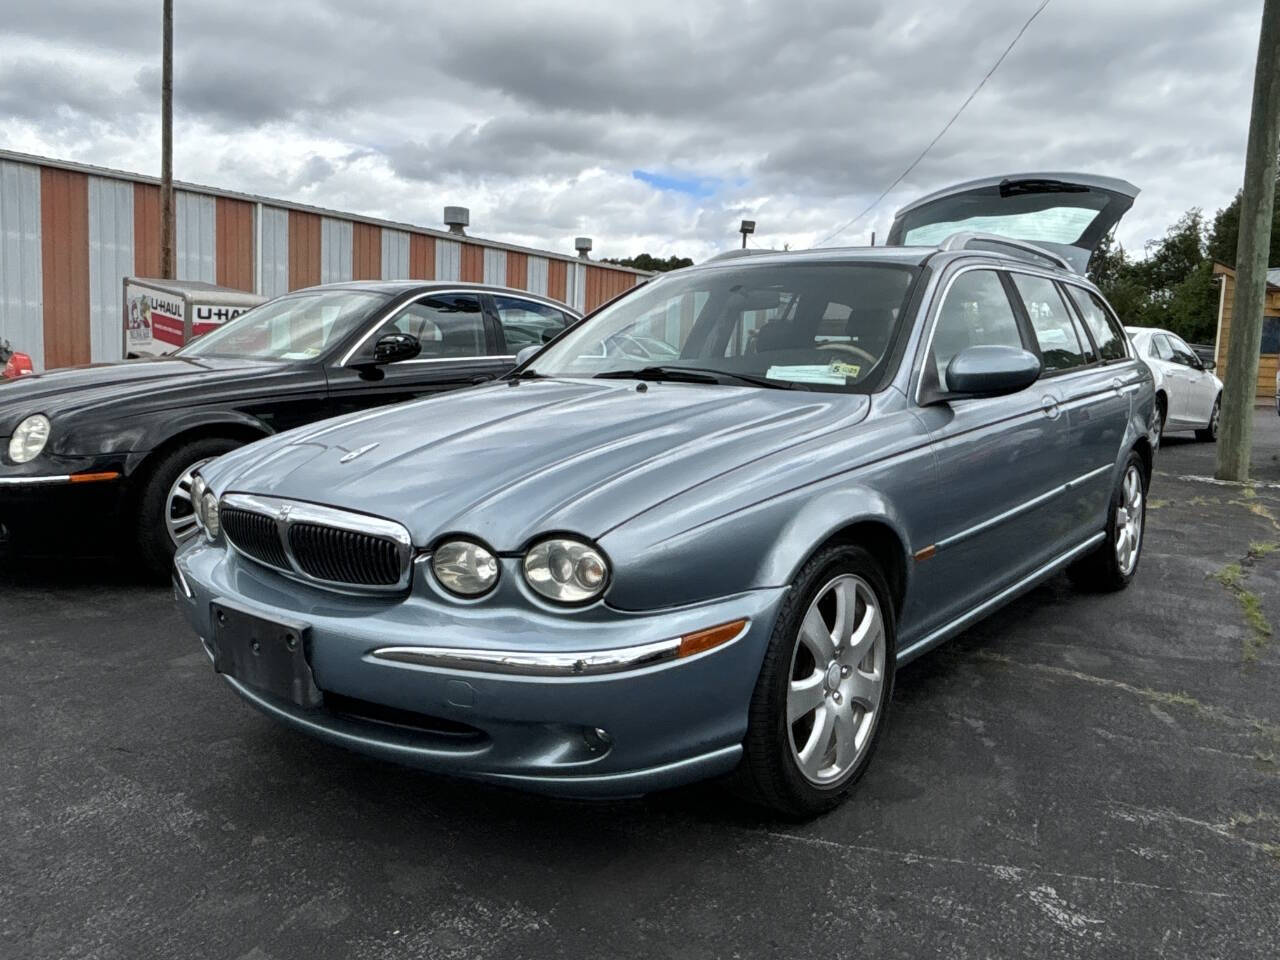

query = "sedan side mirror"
[
  {"left": 373, "top": 332, "right": 421, "bottom": 365},
  {"left": 514, "top": 344, "right": 541, "bottom": 367},
  {"left": 945, "top": 345, "right": 1042, "bottom": 399},
  {"left": 1201, "top": 359, "right": 1215, "bottom": 371}
]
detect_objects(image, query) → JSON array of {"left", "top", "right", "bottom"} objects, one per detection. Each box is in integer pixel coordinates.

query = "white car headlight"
[
  {"left": 202, "top": 492, "right": 220, "bottom": 540},
  {"left": 432, "top": 539, "right": 499, "bottom": 596},
  {"left": 523, "top": 538, "right": 609, "bottom": 603},
  {"left": 8, "top": 414, "right": 50, "bottom": 464}
]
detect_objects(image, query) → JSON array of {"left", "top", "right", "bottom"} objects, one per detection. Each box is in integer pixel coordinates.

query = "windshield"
[
  {"left": 178, "top": 290, "right": 390, "bottom": 360},
  {"left": 525, "top": 261, "right": 920, "bottom": 392}
]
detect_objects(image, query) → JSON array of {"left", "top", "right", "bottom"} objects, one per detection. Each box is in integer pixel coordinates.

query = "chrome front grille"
[
  {"left": 219, "top": 493, "right": 413, "bottom": 592},
  {"left": 288, "top": 522, "right": 402, "bottom": 586},
  {"left": 222, "top": 507, "right": 290, "bottom": 569}
]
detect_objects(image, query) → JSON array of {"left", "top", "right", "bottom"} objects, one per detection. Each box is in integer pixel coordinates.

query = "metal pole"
[
  {"left": 160, "top": 0, "right": 175, "bottom": 280},
  {"left": 1216, "top": 0, "right": 1280, "bottom": 481}
]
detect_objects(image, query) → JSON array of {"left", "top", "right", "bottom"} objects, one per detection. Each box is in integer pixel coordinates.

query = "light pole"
[
  {"left": 160, "top": 0, "right": 174, "bottom": 279},
  {"left": 739, "top": 220, "right": 755, "bottom": 249}
]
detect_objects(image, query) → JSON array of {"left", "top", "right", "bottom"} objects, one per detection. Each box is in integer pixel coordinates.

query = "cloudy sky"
[{"left": 0, "top": 0, "right": 1266, "bottom": 263}]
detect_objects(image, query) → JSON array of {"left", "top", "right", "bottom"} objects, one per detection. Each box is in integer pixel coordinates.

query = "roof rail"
[
  {"left": 938, "top": 232, "right": 1073, "bottom": 272},
  {"left": 705, "top": 248, "right": 777, "bottom": 263}
]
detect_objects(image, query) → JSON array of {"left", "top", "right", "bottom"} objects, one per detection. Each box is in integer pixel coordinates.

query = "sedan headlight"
[
  {"left": 202, "top": 492, "right": 220, "bottom": 540},
  {"left": 523, "top": 538, "right": 609, "bottom": 603},
  {"left": 432, "top": 539, "right": 498, "bottom": 596},
  {"left": 8, "top": 414, "right": 50, "bottom": 464}
]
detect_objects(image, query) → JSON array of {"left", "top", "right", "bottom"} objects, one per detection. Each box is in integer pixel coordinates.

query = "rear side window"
[
  {"left": 1066, "top": 287, "right": 1128, "bottom": 361},
  {"left": 494, "top": 296, "right": 572, "bottom": 351},
  {"left": 930, "top": 270, "right": 1024, "bottom": 391},
  {"left": 1011, "top": 274, "right": 1086, "bottom": 373}
]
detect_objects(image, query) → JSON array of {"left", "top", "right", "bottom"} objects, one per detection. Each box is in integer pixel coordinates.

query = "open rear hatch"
[{"left": 886, "top": 173, "right": 1139, "bottom": 273}]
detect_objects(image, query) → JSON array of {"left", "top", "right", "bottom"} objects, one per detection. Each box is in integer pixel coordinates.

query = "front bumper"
[
  {"left": 175, "top": 541, "right": 787, "bottom": 796},
  {"left": 0, "top": 454, "right": 129, "bottom": 550}
]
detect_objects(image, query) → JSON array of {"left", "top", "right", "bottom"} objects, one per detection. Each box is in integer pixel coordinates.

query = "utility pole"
[
  {"left": 160, "top": 0, "right": 175, "bottom": 279},
  {"left": 1217, "top": 0, "right": 1280, "bottom": 481}
]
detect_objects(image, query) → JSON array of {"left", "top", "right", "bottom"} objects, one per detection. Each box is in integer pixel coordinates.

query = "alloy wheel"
[
  {"left": 786, "top": 574, "right": 886, "bottom": 785},
  {"left": 165, "top": 458, "right": 213, "bottom": 547},
  {"left": 1114, "top": 464, "right": 1144, "bottom": 576},
  {"left": 1209, "top": 400, "right": 1221, "bottom": 438}
]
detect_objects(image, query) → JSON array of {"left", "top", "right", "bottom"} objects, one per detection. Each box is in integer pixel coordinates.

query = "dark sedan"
[{"left": 0, "top": 281, "right": 579, "bottom": 575}]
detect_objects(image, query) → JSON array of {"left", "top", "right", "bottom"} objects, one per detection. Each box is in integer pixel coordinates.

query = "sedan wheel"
[
  {"left": 165, "top": 458, "right": 213, "bottom": 547},
  {"left": 1196, "top": 396, "right": 1220, "bottom": 442},
  {"left": 1113, "top": 463, "right": 1144, "bottom": 576},
  {"left": 786, "top": 574, "right": 887, "bottom": 785}
]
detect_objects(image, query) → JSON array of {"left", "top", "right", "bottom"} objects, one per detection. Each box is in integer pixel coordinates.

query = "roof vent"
[
  {"left": 574, "top": 237, "right": 593, "bottom": 259},
  {"left": 443, "top": 206, "right": 470, "bottom": 235}
]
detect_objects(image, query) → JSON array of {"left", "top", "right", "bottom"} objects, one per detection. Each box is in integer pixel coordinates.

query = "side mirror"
[
  {"left": 514, "top": 344, "right": 541, "bottom": 367},
  {"left": 372, "top": 332, "right": 420, "bottom": 365},
  {"left": 945, "top": 345, "right": 1041, "bottom": 399},
  {"left": 1200, "top": 358, "right": 1215, "bottom": 371}
]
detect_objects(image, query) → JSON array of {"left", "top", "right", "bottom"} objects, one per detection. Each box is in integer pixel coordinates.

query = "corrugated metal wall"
[
  {"left": 381, "top": 228, "right": 410, "bottom": 280},
  {"left": 2, "top": 153, "right": 650, "bottom": 368},
  {"left": 87, "top": 176, "right": 133, "bottom": 363},
  {"left": 320, "top": 217, "right": 353, "bottom": 283},
  {"left": 526, "top": 255, "right": 549, "bottom": 297},
  {"left": 175, "top": 191, "right": 215, "bottom": 282},
  {"left": 288, "top": 210, "right": 321, "bottom": 290},
  {"left": 215, "top": 197, "right": 254, "bottom": 292},
  {"left": 0, "top": 160, "right": 45, "bottom": 369},
  {"left": 41, "top": 168, "right": 91, "bottom": 368},
  {"left": 483, "top": 247, "right": 506, "bottom": 285},
  {"left": 436, "top": 238, "right": 461, "bottom": 281},
  {"left": 352, "top": 222, "right": 380, "bottom": 280},
  {"left": 259, "top": 206, "right": 289, "bottom": 298}
]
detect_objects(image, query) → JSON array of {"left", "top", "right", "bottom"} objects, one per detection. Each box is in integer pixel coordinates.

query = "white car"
[{"left": 1126, "top": 326, "right": 1222, "bottom": 445}]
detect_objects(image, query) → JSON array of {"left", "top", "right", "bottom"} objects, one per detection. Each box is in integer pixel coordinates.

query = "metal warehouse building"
[{"left": 0, "top": 150, "right": 648, "bottom": 372}]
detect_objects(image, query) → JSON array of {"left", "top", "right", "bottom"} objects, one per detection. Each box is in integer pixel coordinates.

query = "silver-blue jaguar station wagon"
[{"left": 176, "top": 174, "right": 1156, "bottom": 816}]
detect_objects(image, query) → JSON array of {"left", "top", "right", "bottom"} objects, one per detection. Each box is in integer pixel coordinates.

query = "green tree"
[
  {"left": 1206, "top": 179, "right": 1280, "bottom": 268},
  {"left": 601, "top": 253, "right": 694, "bottom": 272}
]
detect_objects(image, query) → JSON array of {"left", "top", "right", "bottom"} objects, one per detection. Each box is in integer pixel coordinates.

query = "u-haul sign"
[{"left": 124, "top": 279, "right": 260, "bottom": 357}]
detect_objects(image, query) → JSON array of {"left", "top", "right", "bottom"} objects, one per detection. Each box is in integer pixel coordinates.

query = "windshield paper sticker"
[{"left": 766, "top": 362, "right": 860, "bottom": 385}]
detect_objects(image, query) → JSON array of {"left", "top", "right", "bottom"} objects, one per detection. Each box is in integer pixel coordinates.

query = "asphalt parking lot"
[{"left": 3, "top": 416, "right": 1278, "bottom": 960}]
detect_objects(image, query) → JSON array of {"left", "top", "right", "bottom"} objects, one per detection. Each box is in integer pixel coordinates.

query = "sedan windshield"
[
  {"left": 525, "top": 261, "right": 919, "bottom": 392},
  {"left": 178, "top": 291, "right": 390, "bottom": 360}
]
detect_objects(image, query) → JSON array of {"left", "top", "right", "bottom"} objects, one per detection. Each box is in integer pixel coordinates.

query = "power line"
[{"left": 814, "top": 0, "right": 1052, "bottom": 247}]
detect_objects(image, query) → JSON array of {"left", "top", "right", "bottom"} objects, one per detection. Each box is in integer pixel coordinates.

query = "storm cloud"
[{"left": 0, "top": 0, "right": 1266, "bottom": 261}]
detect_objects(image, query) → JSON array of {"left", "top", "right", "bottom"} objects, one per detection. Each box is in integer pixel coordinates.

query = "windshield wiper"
[
  {"left": 509, "top": 368, "right": 544, "bottom": 380},
  {"left": 594, "top": 365, "right": 804, "bottom": 390}
]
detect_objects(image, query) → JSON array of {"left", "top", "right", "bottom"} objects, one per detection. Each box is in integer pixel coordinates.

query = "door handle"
[{"left": 1041, "top": 395, "right": 1061, "bottom": 419}]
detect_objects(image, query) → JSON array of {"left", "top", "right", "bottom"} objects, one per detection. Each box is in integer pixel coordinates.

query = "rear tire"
[
  {"left": 1067, "top": 451, "right": 1147, "bottom": 593},
  {"left": 734, "top": 544, "right": 896, "bottom": 818},
  {"left": 136, "top": 437, "right": 241, "bottom": 579},
  {"left": 1195, "top": 395, "right": 1220, "bottom": 442},
  {"left": 1153, "top": 396, "right": 1166, "bottom": 449}
]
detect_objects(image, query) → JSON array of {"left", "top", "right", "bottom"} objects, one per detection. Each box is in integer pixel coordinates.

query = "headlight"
[
  {"left": 432, "top": 539, "right": 498, "bottom": 596},
  {"left": 523, "top": 537, "right": 609, "bottom": 603},
  {"left": 191, "top": 475, "right": 208, "bottom": 530},
  {"left": 202, "top": 492, "right": 220, "bottom": 540},
  {"left": 8, "top": 414, "right": 50, "bottom": 464}
]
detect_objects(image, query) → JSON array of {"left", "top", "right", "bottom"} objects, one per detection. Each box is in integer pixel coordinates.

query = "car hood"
[
  {"left": 211, "top": 378, "right": 871, "bottom": 549},
  {"left": 0, "top": 356, "right": 288, "bottom": 435}
]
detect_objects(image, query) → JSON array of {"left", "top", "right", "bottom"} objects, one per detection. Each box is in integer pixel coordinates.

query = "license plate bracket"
[{"left": 211, "top": 599, "right": 321, "bottom": 709}]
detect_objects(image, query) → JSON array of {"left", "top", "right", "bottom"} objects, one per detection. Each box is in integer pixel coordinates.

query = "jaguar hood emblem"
[{"left": 340, "top": 442, "right": 380, "bottom": 464}]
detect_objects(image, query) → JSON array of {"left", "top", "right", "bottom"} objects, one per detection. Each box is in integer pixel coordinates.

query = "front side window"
[
  {"left": 524, "top": 262, "right": 920, "bottom": 393},
  {"left": 930, "top": 270, "right": 1023, "bottom": 391},
  {"left": 1151, "top": 334, "right": 1174, "bottom": 361},
  {"left": 494, "top": 296, "right": 571, "bottom": 352},
  {"left": 179, "top": 291, "right": 390, "bottom": 361},
  {"left": 1166, "top": 334, "right": 1201, "bottom": 368},
  {"left": 376, "top": 295, "right": 485, "bottom": 359},
  {"left": 1066, "top": 287, "right": 1128, "bottom": 361},
  {"left": 1012, "top": 274, "right": 1086, "bottom": 373}
]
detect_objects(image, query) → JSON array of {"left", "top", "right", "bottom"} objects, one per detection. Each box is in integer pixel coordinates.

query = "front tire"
[
  {"left": 736, "top": 545, "right": 895, "bottom": 818},
  {"left": 136, "top": 437, "right": 241, "bottom": 579},
  {"left": 1067, "top": 451, "right": 1147, "bottom": 593},
  {"left": 1196, "top": 395, "right": 1221, "bottom": 442}
]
